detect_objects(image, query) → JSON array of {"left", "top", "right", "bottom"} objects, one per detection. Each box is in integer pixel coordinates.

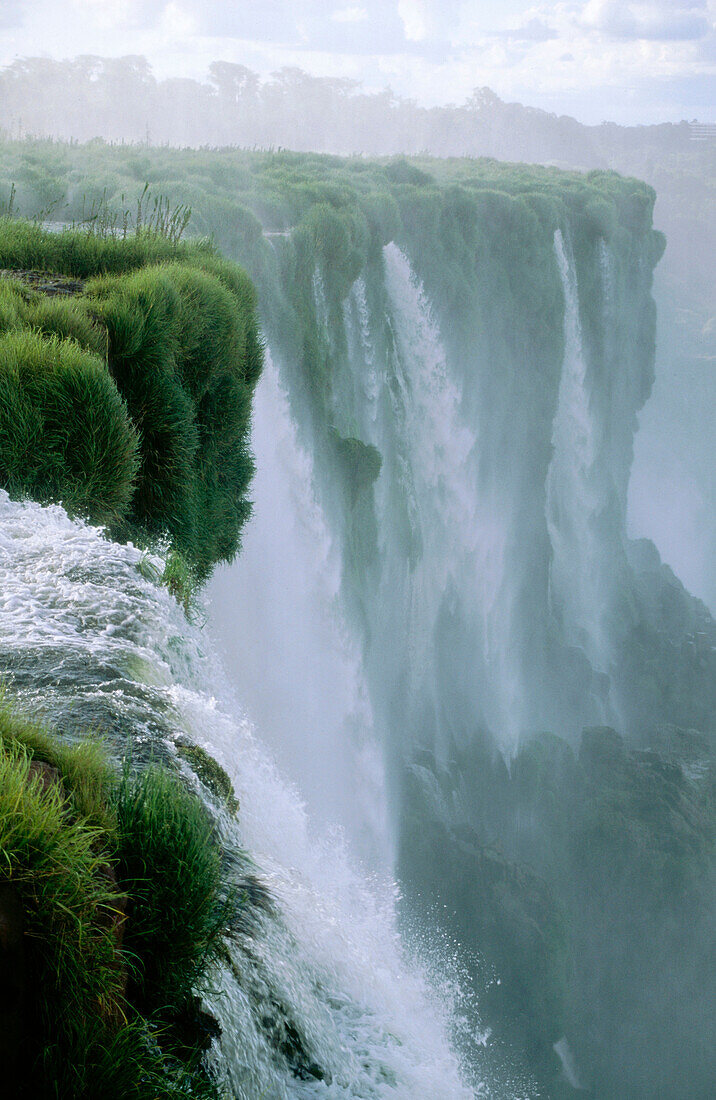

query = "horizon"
[{"left": 0, "top": 1, "right": 714, "bottom": 128}]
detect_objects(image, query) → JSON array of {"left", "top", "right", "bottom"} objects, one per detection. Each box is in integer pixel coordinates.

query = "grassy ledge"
[
  {"left": 0, "top": 217, "right": 264, "bottom": 581},
  {"left": 0, "top": 696, "right": 238, "bottom": 1099}
]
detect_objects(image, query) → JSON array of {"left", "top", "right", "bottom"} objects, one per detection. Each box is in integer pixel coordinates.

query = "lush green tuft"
[
  {"left": 114, "top": 764, "right": 229, "bottom": 1016},
  {"left": 0, "top": 696, "right": 115, "bottom": 828},
  {"left": 0, "top": 698, "right": 231, "bottom": 1098},
  {"left": 175, "top": 738, "right": 239, "bottom": 815},
  {"left": 88, "top": 260, "right": 260, "bottom": 577},
  {"left": 0, "top": 327, "right": 140, "bottom": 525},
  {"left": 0, "top": 217, "right": 264, "bottom": 581},
  {"left": 0, "top": 215, "right": 207, "bottom": 279}
]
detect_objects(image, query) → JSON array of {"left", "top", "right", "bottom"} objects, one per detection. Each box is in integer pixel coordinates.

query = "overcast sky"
[{"left": 0, "top": 0, "right": 713, "bottom": 124}]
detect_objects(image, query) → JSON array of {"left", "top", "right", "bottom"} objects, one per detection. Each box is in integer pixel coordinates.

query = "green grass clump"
[
  {"left": 17, "top": 289, "right": 107, "bottom": 356},
  {"left": 0, "top": 740, "right": 124, "bottom": 1020},
  {"left": 332, "top": 431, "right": 382, "bottom": 506},
  {"left": 161, "top": 549, "right": 201, "bottom": 614},
  {"left": 175, "top": 738, "right": 239, "bottom": 815},
  {"left": 0, "top": 214, "right": 203, "bottom": 279},
  {"left": 0, "top": 699, "right": 231, "bottom": 1098},
  {"left": 114, "top": 764, "right": 230, "bottom": 1016},
  {"left": 0, "top": 327, "right": 140, "bottom": 525},
  {"left": 0, "top": 217, "right": 263, "bottom": 582},
  {"left": 0, "top": 696, "right": 114, "bottom": 828},
  {"left": 89, "top": 260, "right": 261, "bottom": 577},
  {"left": 41, "top": 1017, "right": 223, "bottom": 1100}
]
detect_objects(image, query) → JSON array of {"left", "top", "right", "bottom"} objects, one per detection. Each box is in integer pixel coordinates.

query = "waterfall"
[
  {"left": 0, "top": 487, "right": 487, "bottom": 1099},
  {"left": 208, "top": 353, "right": 390, "bottom": 868},
  {"left": 546, "top": 229, "right": 613, "bottom": 675},
  {"left": 378, "top": 243, "right": 523, "bottom": 750}
]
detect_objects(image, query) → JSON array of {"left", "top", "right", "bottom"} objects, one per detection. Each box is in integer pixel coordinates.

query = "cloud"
[
  {"left": 582, "top": 0, "right": 711, "bottom": 41},
  {"left": 69, "top": 0, "right": 167, "bottom": 30},
  {"left": 0, "top": 0, "right": 25, "bottom": 29},
  {"left": 397, "top": 0, "right": 437, "bottom": 43},
  {"left": 496, "top": 17, "right": 558, "bottom": 42},
  {"left": 332, "top": 6, "right": 369, "bottom": 23},
  {"left": 0, "top": 0, "right": 712, "bottom": 126},
  {"left": 186, "top": 1, "right": 407, "bottom": 56},
  {"left": 160, "top": 2, "right": 198, "bottom": 37}
]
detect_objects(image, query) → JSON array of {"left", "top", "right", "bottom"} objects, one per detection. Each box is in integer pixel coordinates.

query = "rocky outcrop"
[{"left": 0, "top": 882, "right": 24, "bottom": 1094}]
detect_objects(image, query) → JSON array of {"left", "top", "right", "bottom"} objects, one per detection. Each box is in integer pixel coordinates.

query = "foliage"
[
  {"left": 161, "top": 550, "right": 200, "bottom": 615},
  {"left": 0, "top": 695, "right": 115, "bottom": 828},
  {"left": 0, "top": 698, "right": 232, "bottom": 1098},
  {"left": 113, "top": 764, "right": 230, "bottom": 1016},
  {"left": 332, "top": 431, "right": 382, "bottom": 506},
  {"left": 0, "top": 216, "right": 263, "bottom": 580},
  {"left": 0, "top": 325, "right": 140, "bottom": 526},
  {"left": 0, "top": 739, "right": 123, "bottom": 1019},
  {"left": 88, "top": 260, "right": 259, "bottom": 576},
  {"left": 0, "top": 214, "right": 204, "bottom": 279},
  {"left": 175, "top": 738, "right": 239, "bottom": 814},
  {"left": 39, "top": 1017, "right": 223, "bottom": 1100}
]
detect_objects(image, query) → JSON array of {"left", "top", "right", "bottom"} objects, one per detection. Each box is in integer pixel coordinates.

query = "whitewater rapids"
[{"left": 0, "top": 488, "right": 497, "bottom": 1099}]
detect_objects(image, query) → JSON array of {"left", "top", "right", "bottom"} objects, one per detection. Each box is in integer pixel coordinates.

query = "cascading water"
[
  {"left": 378, "top": 243, "right": 522, "bottom": 750},
  {"left": 209, "top": 353, "right": 389, "bottom": 867},
  {"left": 0, "top": 488, "right": 486, "bottom": 1099},
  {"left": 546, "top": 230, "right": 614, "bottom": 677}
]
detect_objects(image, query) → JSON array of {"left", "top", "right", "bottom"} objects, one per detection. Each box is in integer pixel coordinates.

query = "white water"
[
  {"left": 379, "top": 243, "right": 525, "bottom": 750},
  {"left": 546, "top": 230, "right": 613, "bottom": 674},
  {"left": 0, "top": 489, "right": 482, "bottom": 1099},
  {"left": 209, "top": 353, "right": 390, "bottom": 868}
]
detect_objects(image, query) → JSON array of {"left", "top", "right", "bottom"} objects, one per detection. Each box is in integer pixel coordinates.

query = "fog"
[
  {"left": 1, "top": 54, "right": 713, "bottom": 610},
  {"left": 0, "top": 36, "right": 713, "bottom": 1100}
]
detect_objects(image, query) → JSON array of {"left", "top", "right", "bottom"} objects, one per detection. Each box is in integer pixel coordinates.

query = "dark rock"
[
  {"left": 0, "top": 269, "right": 85, "bottom": 297},
  {"left": 579, "top": 726, "right": 627, "bottom": 777},
  {"left": 27, "top": 759, "right": 63, "bottom": 797},
  {"left": 398, "top": 761, "right": 568, "bottom": 1084},
  {"left": 0, "top": 882, "right": 24, "bottom": 1096}
]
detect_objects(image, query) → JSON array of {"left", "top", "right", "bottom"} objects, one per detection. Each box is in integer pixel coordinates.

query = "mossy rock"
[
  {"left": 331, "top": 430, "right": 382, "bottom": 506},
  {"left": 175, "top": 738, "right": 239, "bottom": 815},
  {"left": 0, "top": 697, "right": 232, "bottom": 1098}
]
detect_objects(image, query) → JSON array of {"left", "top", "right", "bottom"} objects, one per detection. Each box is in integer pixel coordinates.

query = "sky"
[{"left": 0, "top": 0, "right": 714, "bottom": 124}]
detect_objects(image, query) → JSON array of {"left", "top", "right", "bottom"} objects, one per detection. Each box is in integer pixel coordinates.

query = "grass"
[
  {"left": 175, "top": 738, "right": 239, "bottom": 815},
  {"left": 0, "top": 698, "right": 234, "bottom": 1098},
  {"left": 0, "top": 216, "right": 264, "bottom": 581},
  {"left": 0, "top": 326, "right": 140, "bottom": 526},
  {"left": 0, "top": 214, "right": 205, "bottom": 279},
  {"left": 40, "top": 1017, "right": 224, "bottom": 1100},
  {"left": 0, "top": 740, "right": 124, "bottom": 1018},
  {"left": 89, "top": 260, "right": 261, "bottom": 577},
  {"left": 0, "top": 695, "right": 115, "bottom": 828},
  {"left": 114, "top": 764, "right": 230, "bottom": 1016}
]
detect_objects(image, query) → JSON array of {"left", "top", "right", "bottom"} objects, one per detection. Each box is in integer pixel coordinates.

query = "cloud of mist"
[
  {"left": 582, "top": 0, "right": 711, "bottom": 41},
  {"left": 0, "top": 1, "right": 713, "bottom": 124}
]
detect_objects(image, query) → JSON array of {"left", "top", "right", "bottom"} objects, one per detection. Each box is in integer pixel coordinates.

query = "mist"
[
  {"left": 0, "top": 21, "right": 713, "bottom": 1100},
  {"left": 1, "top": 56, "right": 713, "bottom": 611}
]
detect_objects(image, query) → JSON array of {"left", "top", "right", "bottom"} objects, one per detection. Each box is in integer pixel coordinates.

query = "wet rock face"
[
  {"left": 0, "top": 270, "right": 85, "bottom": 297},
  {"left": 0, "top": 882, "right": 24, "bottom": 1093},
  {"left": 398, "top": 725, "right": 715, "bottom": 1097},
  {"left": 397, "top": 760, "right": 569, "bottom": 1086}
]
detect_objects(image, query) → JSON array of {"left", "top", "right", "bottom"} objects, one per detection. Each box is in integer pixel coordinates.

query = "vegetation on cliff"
[
  {"left": 0, "top": 216, "right": 263, "bottom": 579},
  {"left": 0, "top": 696, "right": 235, "bottom": 1099},
  {"left": 0, "top": 142, "right": 662, "bottom": 554}
]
